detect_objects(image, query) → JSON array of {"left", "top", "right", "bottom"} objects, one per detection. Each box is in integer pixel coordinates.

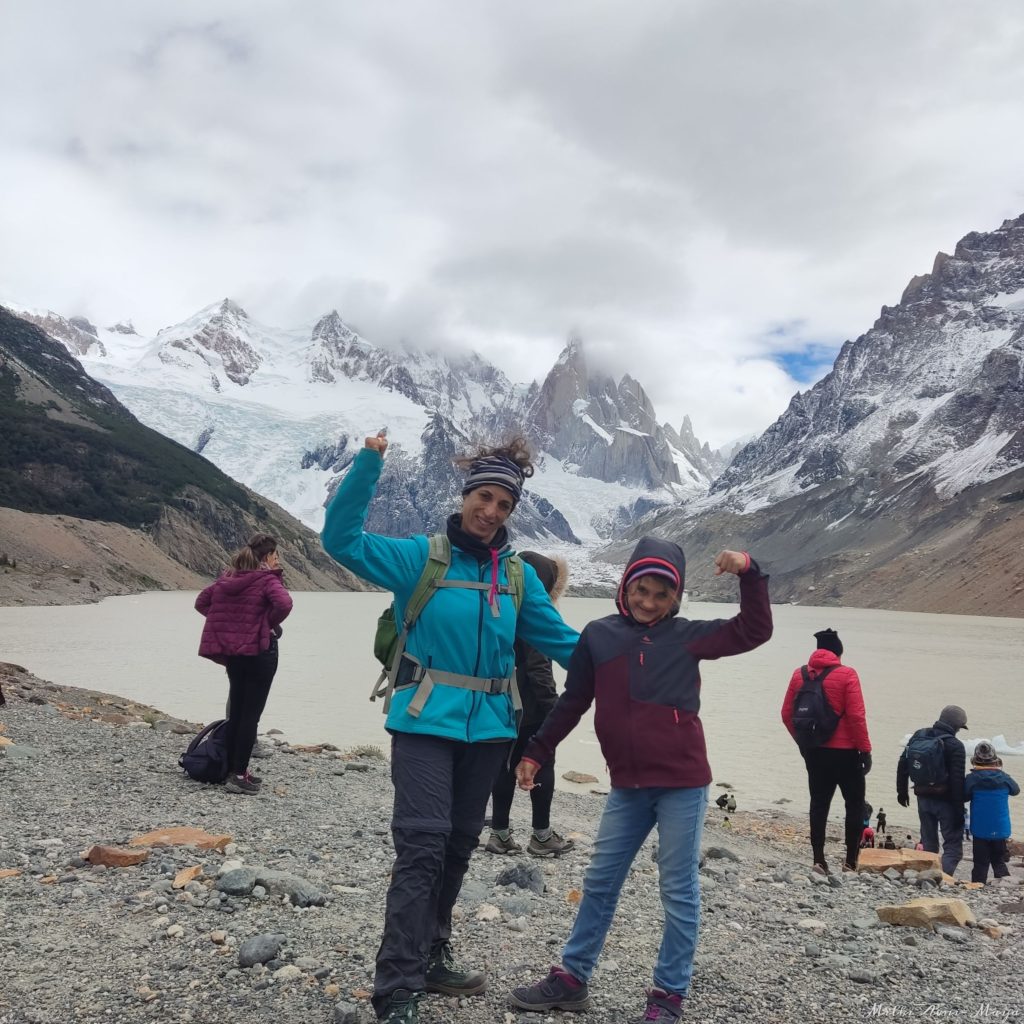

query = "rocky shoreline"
[{"left": 2, "top": 662, "right": 1022, "bottom": 1024}]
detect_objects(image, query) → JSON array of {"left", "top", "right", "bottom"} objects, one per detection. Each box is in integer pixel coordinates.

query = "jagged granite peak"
[
  {"left": 152, "top": 298, "right": 262, "bottom": 386},
  {"left": 713, "top": 212, "right": 1024, "bottom": 509},
  {"left": 527, "top": 335, "right": 715, "bottom": 492}
]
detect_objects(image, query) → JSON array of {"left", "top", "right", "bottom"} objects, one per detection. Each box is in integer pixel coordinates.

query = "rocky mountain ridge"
[{"left": 606, "top": 214, "right": 1024, "bottom": 616}]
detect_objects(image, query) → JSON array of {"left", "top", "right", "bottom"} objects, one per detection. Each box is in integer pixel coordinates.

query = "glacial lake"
[{"left": 2, "top": 592, "right": 1022, "bottom": 836}]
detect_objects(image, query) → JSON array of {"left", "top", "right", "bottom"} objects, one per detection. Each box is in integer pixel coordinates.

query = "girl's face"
[
  {"left": 625, "top": 575, "right": 677, "bottom": 624},
  {"left": 460, "top": 485, "right": 515, "bottom": 544}
]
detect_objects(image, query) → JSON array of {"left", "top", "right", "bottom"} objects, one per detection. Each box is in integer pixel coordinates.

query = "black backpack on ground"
[
  {"left": 791, "top": 665, "right": 841, "bottom": 750},
  {"left": 904, "top": 728, "right": 949, "bottom": 792},
  {"left": 179, "top": 719, "right": 228, "bottom": 783}
]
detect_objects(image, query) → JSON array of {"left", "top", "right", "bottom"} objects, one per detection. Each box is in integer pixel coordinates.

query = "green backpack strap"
[
  {"left": 370, "top": 535, "right": 451, "bottom": 710},
  {"left": 402, "top": 534, "right": 451, "bottom": 630},
  {"left": 505, "top": 553, "right": 524, "bottom": 615}
]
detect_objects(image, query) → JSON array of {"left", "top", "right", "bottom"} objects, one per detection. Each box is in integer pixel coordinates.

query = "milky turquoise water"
[{"left": 2, "top": 592, "right": 1021, "bottom": 837}]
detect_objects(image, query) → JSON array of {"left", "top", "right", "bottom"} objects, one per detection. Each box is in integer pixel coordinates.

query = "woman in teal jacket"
[{"left": 322, "top": 430, "right": 579, "bottom": 1024}]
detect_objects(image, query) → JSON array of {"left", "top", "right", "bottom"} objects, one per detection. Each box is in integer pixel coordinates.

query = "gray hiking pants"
[
  {"left": 917, "top": 795, "right": 964, "bottom": 875},
  {"left": 372, "top": 731, "right": 509, "bottom": 1016}
]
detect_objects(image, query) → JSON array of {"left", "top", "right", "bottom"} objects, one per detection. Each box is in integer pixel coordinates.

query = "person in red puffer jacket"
[
  {"left": 781, "top": 628, "right": 872, "bottom": 874},
  {"left": 196, "top": 533, "right": 292, "bottom": 795}
]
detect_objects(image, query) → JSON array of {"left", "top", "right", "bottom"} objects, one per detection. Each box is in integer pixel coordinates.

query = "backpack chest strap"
[{"left": 431, "top": 578, "right": 517, "bottom": 618}]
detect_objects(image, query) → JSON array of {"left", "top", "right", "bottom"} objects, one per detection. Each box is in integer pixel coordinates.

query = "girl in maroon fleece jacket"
[
  {"left": 508, "top": 538, "right": 772, "bottom": 1023},
  {"left": 196, "top": 533, "right": 292, "bottom": 795}
]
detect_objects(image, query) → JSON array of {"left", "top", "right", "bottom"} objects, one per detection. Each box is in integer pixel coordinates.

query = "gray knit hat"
[
  {"left": 971, "top": 740, "right": 999, "bottom": 766},
  {"left": 938, "top": 705, "right": 968, "bottom": 731}
]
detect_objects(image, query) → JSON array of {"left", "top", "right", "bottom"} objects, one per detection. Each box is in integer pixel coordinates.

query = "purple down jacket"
[{"left": 195, "top": 569, "right": 293, "bottom": 664}]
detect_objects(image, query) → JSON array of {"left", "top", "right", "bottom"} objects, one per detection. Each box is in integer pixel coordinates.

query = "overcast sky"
[{"left": 3, "top": 2, "right": 1024, "bottom": 447}]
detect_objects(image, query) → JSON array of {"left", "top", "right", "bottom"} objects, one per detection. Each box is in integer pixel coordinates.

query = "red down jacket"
[
  {"left": 781, "top": 649, "right": 871, "bottom": 752},
  {"left": 195, "top": 568, "right": 292, "bottom": 664}
]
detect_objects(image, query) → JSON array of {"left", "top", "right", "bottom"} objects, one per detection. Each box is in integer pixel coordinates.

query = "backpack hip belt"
[{"left": 385, "top": 652, "right": 521, "bottom": 718}]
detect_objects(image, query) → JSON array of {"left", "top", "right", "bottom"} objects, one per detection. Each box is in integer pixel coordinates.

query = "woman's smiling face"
[{"left": 460, "top": 485, "right": 515, "bottom": 544}]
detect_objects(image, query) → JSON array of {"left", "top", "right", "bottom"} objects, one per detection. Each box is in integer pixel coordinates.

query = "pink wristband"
[{"left": 741, "top": 552, "right": 751, "bottom": 573}]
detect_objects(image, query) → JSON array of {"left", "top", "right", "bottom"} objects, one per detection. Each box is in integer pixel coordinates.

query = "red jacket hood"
[{"left": 808, "top": 649, "right": 842, "bottom": 671}]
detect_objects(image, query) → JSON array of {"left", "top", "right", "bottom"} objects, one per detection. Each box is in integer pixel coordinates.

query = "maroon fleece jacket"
[{"left": 195, "top": 569, "right": 292, "bottom": 664}]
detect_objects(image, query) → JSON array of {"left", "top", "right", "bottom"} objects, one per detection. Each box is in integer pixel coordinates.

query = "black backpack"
[
  {"left": 179, "top": 719, "right": 228, "bottom": 783},
  {"left": 791, "top": 665, "right": 841, "bottom": 750},
  {"left": 904, "top": 729, "right": 949, "bottom": 791}
]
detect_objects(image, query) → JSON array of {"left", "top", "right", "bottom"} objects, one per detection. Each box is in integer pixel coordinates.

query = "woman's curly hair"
[{"left": 453, "top": 436, "right": 535, "bottom": 478}]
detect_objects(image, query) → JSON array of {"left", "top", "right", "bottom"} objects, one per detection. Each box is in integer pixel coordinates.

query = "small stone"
[
  {"left": 166, "top": 925, "right": 185, "bottom": 938},
  {"left": 173, "top": 866, "right": 203, "bottom": 889},
  {"left": 210, "top": 931, "right": 228, "bottom": 945},
  {"left": 333, "top": 1002, "right": 361, "bottom": 1024},
  {"left": 238, "top": 933, "right": 286, "bottom": 968},
  {"left": 476, "top": 904, "right": 500, "bottom": 922},
  {"left": 216, "top": 868, "right": 259, "bottom": 897},
  {"left": 273, "top": 965, "right": 302, "bottom": 983}
]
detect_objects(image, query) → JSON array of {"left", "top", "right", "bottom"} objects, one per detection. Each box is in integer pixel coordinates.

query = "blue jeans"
[
  {"left": 917, "top": 796, "right": 964, "bottom": 875},
  {"left": 562, "top": 785, "right": 708, "bottom": 996}
]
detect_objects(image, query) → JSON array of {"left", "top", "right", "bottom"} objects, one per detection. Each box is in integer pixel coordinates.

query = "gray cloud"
[{"left": 2, "top": 1, "right": 1024, "bottom": 446}]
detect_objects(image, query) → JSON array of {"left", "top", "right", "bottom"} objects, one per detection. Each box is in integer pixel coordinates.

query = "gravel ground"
[{"left": 2, "top": 663, "right": 1022, "bottom": 1024}]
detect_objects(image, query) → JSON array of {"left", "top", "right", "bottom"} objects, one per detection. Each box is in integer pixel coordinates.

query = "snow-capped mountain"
[
  {"left": 17, "top": 298, "right": 723, "bottom": 581},
  {"left": 712, "top": 213, "right": 1024, "bottom": 511},
  {"left": 604, "top": 213, "right": 1024, "bottom": 616}
]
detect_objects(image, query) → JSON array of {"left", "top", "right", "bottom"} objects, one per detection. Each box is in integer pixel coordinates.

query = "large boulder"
[{"left": 876, "top": 897, "right": 976, "bottom": 930}]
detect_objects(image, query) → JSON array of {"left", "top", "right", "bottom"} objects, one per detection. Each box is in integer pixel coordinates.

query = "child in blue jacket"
[{"left": 964, "top": 740, "right": 1019, "bottom": 883}]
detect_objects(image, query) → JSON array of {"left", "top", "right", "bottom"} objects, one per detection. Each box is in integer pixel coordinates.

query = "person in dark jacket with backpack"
[
  {"left": 781, "top": 628, "right": 872, "bottom": 875},
  {"left": 485, "top": 551, "right": 574, "bottom": 859},
  {"left": 195, "top": 533, "right": 292, "bottom": 796},
  {"left": 896, "top": 704, "right": 968, "bottom": 876},
  {"left": 964, "top": 740, "right": 1019, "bottom": 883},
  {"left": 321, "top": 430, "right": 579, "bottom": 1024}
]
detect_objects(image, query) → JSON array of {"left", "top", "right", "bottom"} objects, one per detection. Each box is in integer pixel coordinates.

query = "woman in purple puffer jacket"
[{"left": 196, "top": 533, "right": 293, "bottom": 795}]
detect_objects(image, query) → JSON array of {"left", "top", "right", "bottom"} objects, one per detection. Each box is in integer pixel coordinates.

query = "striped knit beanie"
[
  {"left": 461, "top": 455, "right": 525, "bottom": 507},
  {"left": 623, "top": 557, "right": 681, "bottom": 594}
]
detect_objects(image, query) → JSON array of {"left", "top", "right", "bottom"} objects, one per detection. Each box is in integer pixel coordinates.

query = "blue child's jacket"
[{"left": 964, "top": 766, "right": 1019, "bottom": 840}]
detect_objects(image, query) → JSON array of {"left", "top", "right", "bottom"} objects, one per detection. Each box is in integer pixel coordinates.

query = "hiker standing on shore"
[
  {"left": 876, "top": 807, "right": 887, "bottom": 835},
  {"left": 781, "top": 628, "right": 872, "bottom": 875},
  {"left": 321, "top": 430, "right": 579, "bottom": 1024},
  {"left": 963, "top": 740, "right": 1019, "bottom": 883},
  {"left": 896, "top": 705, "right": 968, "bottom": 876},
  {"left": 195, "top": 533, "right": 292, "bottom": 796},
  {"left": 486, "top": 550, "right": 574, "bottom": 859},
  {"left": 508, "top": 539, "right": 773, "bottom": 1022}
]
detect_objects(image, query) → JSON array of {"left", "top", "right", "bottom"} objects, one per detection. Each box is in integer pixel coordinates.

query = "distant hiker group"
[{"left": 779, "top": 631, "right": 1018, "bottom": 884}]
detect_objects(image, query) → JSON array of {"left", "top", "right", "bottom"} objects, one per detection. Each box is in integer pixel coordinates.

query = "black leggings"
[
  {"left": 972, "top": 838, "right": 1010, "bottom": 882},
  {"left": 490, "top": 724, "right": 555, "bottom": 832},
  {"left": 224, "top": 647, "right": 278, "bottom": 774},
  {"left": 802, "top": 747, "right": 865, "bottom": 868}
]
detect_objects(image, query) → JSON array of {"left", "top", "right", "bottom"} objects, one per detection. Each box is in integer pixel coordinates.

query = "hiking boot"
[
  {"left": 811, "top": 862, "right": 831, "bottom": 876},
  {"left": 485, "top": 830, "right": 522, "bottom": 855},
  {"left": 631, "top": 987, "right": 684, "bottom": 1022},
  {"left": 379, "top": 988, "right": 423, "bottom": 1023},
  {"left": 528, "top": 830, "right": 575, "bottom": 858},
  {"left": 224, "top": 772, "right": 260, "bottom": 795},
  {"left": 425, "top": 941, "right": 486, "bottom": 996},
  {"left": 508, "top": 966, "right": 591, "bottom": 1012}
]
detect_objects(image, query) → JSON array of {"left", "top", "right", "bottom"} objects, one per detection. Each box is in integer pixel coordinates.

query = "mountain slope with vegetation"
[{"left": 0, "top": 306, "right": 363, "bottom": 604}]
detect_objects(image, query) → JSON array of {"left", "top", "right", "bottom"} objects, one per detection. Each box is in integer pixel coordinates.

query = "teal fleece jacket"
[{"left": 321, "top": 448, "right": 580, "bottom": 742}]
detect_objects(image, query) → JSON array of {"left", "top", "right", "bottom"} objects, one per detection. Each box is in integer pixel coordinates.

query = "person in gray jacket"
[{"left": 896, "top": 705, "right": 967, "bottom": 875}]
